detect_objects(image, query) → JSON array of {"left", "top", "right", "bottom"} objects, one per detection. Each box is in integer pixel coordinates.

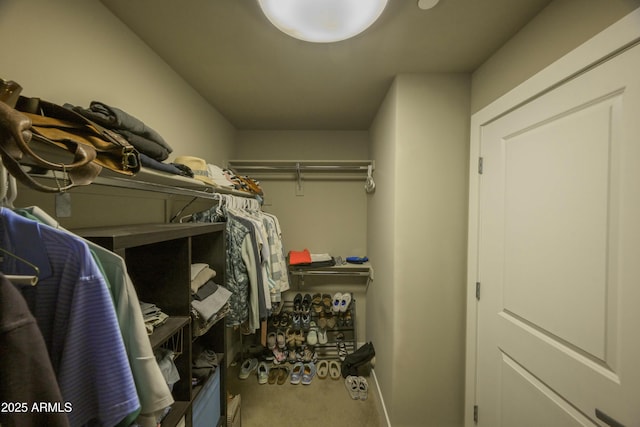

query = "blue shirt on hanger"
[{"left": 0, "top": 208, "right": 140, "bottom": 427}]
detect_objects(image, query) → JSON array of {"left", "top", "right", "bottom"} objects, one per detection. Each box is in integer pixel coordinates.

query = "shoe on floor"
[
  {"left": 345, "top": 375, "right": 360, "bottom": 400},
  {"left": 290, "top": 362, "right": 304, "bottom": 385},
  {"left": 329, "top": 360, "right": 341, "bottom": 380},
  {"left": 358, "top": 376, "right": 368, "bottom": 400},
  {"left": 257, "top": 361, "right": 269, "bottom": 384},
  {"left": 268, "top": 367, "right": 279, "bottom": 384},
  {"left": 301, "top": 362, "right": 316, "bottom": 385},
  {"left": 272, "top": 347, "right": 287, "bottom": 365},
  {"left": 317, "top": 360, "right": 329, "bottom": 379},
  {"left": 238, "top": 358, "right": 258, "bottom": 379},
  {"left": 277, "top": 366, "right": 290, "bottom": 385}
]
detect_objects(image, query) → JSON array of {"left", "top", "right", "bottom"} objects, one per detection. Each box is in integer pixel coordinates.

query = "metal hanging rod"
[
  {"left": 289, "top": 270, "right": 370, "bottom": 277},
  {"left": 228, "top": 160, "right": 374, "bottom": 174},
  {"left": 231, "top": 165, "right": 370, "bottom": 171}
]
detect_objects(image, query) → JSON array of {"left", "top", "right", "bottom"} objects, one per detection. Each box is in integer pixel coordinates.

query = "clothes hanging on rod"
[
  {"left": 0, "top": 207, "right": 140, "bottom": 427},
  {"left": 14, "top": 206, "right": 175, "bottom": 427},
  {"left": 191, "top": 194, "right": 289, "bottom": 333},
  {"left": 0, "top": 273, "right": 70, "bottom": 427}
]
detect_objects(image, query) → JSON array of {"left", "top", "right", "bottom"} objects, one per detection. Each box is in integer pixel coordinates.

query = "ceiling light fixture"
[
  {"left": 257, "top": 0, "right": 388, "bottom": 43},
  {"left": 417, "top": 0, "right": 440, "bottom": 10}
]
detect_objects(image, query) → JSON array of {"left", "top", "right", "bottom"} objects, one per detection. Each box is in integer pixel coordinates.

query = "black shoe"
[
  {"left": 293, "top": 293, "right": 303, "bottom": 312},
  {"left": 302, "top": 293, "right": 312, "bottom": 312}
]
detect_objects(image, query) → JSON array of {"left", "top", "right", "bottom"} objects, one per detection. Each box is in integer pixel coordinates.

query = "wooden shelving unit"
[{"left": 75, "top": 222, "right": 228, "bottom": 427}]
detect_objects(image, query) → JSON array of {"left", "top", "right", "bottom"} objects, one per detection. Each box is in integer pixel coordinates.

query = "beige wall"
[
  {"left": 1, "top": 0, "right": 235, "bottom": 227},
  {"left": 235, "top": 130, "right": 369, "bottom": 256},
  {"left": 235, "top": 131, "right": 371, "bottom": 341},
  {"left": 368, "top": 79, "right": 398, "bottom": 423},
  {"left": 471, "top": 0, "right": 640, "bottom": 113},
  {"left": 369, "top": 74, "right": 470, "bottom": 427}
]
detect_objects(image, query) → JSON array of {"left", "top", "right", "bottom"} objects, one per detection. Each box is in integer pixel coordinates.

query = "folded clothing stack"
[
  {"left": 140, "top": 301, "right": 169, "bottom": 335},
  {"left": 68, "top": 101, "right": 173, "bottom": 161},
  {"left": 288, "top": 249, "right": 336, "bottom": 269},
  {"left": 289, "top": 249, "right": 312, "bottom": 265},
  {"left": 191, "top": 263, "right": 217, "bottom": 294},
  {"left": 189, "top": 263, "right": 232, "bottom": 333}
]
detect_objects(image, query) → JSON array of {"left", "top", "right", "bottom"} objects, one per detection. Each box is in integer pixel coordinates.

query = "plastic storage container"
[{"left": 192, "top": 368, "right": 221, "bottom": 427}]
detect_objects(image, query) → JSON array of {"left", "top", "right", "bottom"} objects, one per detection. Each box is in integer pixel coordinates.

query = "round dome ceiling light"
[
  {"left": 257, "top": 0, "right": 389, "bottom": 43},
  {"left": 418, "top": 0, "right": 440, "bottom": 10}
]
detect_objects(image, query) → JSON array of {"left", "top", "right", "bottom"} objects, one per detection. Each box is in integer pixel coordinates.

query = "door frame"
[{"left": 464, "top": 8, "right": 640, "bottom": 426}]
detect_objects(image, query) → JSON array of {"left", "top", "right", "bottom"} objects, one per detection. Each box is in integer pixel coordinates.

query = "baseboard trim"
[{"left": 371, "top": 368, "right": 392, "bottom": 427}]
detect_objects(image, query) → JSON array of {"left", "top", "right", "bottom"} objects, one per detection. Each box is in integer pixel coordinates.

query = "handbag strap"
[{"left": 0, "top": 101, "right": 101, "bottom": 193}]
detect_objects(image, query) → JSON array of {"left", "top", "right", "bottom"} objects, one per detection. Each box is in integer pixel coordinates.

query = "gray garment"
[
  {"left": 68, "top": 101, "right": 173, "bottom": 160},
  {"left": 224, "top": 213, "right": 251, "bottom": 326},
  {"left": 193, "top": 279, "right": 219, "bottom": 301},
  {"left": 228, "top": 210, "right": 268, "bottom": 323}
]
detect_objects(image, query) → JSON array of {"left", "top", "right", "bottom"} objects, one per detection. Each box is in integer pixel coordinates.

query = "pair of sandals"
[
  {"left": 267, "top": 366, "right": 290, "bottom": 385},
  {"left": 317, "top": 312, "right": 337, "bottom": 330},
  {"left": 345, "top": 375, "right": 369, "bottom": 400},
  {"left": 316, "top": 359, "right": 341, "bottom": 380},
  {"left": 285, "top": 328, "right": 305, "bottom": 348},
  {"left": 310, "top": 293, "right": 333, "bottom": 313},
  {"left": 332, "top": 292, "right": 352, "bottom": 313}
]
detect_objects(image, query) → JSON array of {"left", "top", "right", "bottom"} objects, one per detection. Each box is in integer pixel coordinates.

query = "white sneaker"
[
  {"left": 257, "top": 361, "right": 269, "bottom": 384},
  {"left": 339, "top": 293, "right": 352, "bottom": 312},
  {"left": 238, "top": 358, "right": 258, "bottom": 379},
  {"left": 358, "top": 376, "right": 368, "bottom": 400},
  {"left": 307, "top": 327, "right": 318, "bottom": 346},
  {"left": 332, "top": 292, "right": 343, "bottom": 313},
  {"left": 345, "top": 376, "right": 360, "bottom": 399}
]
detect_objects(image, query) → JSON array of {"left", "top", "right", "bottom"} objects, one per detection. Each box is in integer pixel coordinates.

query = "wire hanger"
[
  {"left": 0, "top": 157, "right": 17, "bottom": 208},
  {"left": 0, "top": 247, "right": 40, "bottom": 286}
]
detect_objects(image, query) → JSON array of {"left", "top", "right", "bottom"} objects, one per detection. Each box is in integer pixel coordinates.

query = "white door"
[{"left": 475, "top": 42, "right": 640, "bottom": 427}]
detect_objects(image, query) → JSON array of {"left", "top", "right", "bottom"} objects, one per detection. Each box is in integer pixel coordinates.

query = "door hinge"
[
  {"left": 476, "top": 282, "right": 481, "bottom": 300},
  {"left": 478, "top": 157, "right": 483, "bottom": 174},
  {"left": 474, "top": 405, "right": 479, "bottom": 423}
]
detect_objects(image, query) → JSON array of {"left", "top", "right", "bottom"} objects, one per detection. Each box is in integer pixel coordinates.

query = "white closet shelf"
[
  {"left": 94, "top": 167, "right": 254, "bottom": 199},
  {"left": 20, "top": 164, "right": 254, "bottom": 200},
  {"left": 228, "top": 159, "right": 374, "bottom": 180},
  {"left": 16, "top": 140, "right": 256, "bottom": 199}
]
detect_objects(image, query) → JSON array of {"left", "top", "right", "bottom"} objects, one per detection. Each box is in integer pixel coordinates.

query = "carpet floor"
[{"left": 227, "top": 360, "right": 385, "bottom": 427}]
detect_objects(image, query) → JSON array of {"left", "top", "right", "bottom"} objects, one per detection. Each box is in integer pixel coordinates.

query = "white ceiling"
[{"left": 100, "top": 0, "right": 553, "bottom": 130}]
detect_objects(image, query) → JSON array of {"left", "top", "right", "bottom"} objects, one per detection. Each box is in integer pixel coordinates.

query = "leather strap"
[{"left": 0, "top": 101, "right": 101, "bottom": 192}]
